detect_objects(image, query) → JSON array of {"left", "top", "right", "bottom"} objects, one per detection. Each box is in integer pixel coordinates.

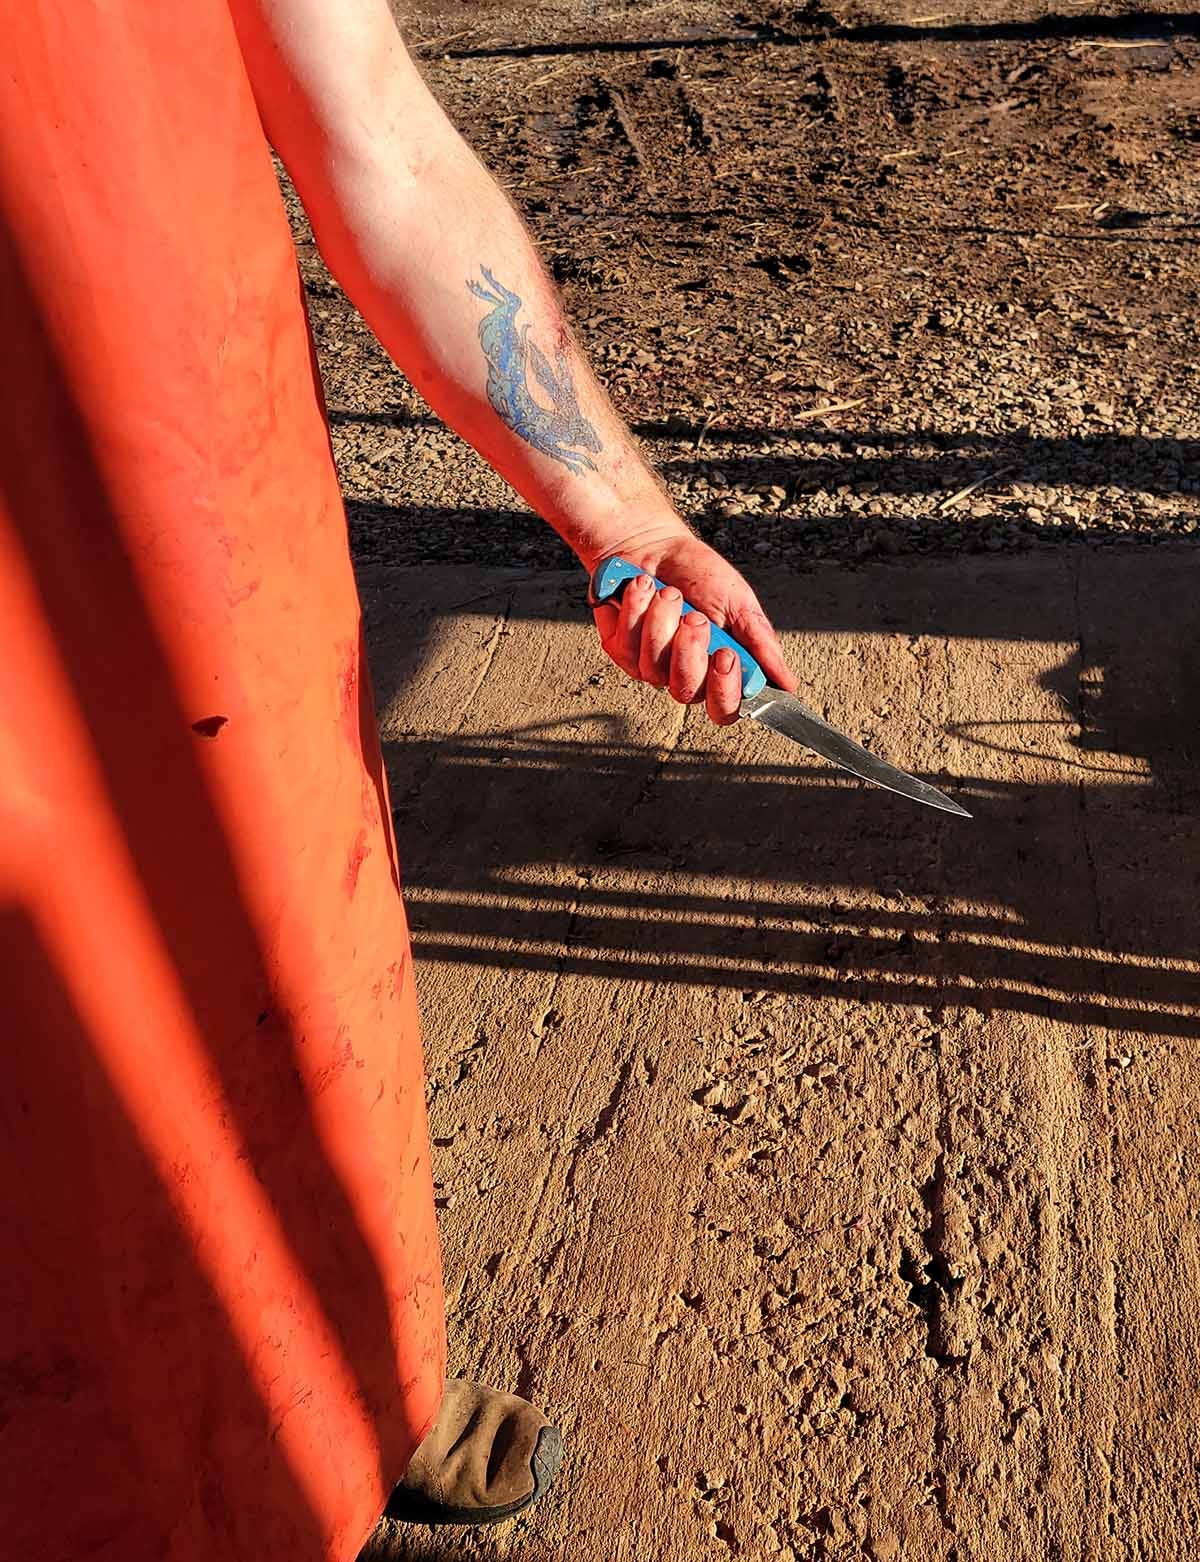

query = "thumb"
[{"left": 728, "top": 605, "right": 797, "bottom": 693}]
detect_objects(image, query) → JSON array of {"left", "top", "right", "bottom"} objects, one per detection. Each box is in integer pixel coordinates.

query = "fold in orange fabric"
[{"left": 0, "top": 6, "right": 444, "bottom": 1559}]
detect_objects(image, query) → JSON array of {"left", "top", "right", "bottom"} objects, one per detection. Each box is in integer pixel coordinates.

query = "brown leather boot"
[{"left": 360, "top": 1379, "right": 563, "bottom": 1544}]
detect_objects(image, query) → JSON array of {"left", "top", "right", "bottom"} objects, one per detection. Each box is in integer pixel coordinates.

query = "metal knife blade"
[{"left": 741, "top": 687, "right": 972, "bottom": 817}]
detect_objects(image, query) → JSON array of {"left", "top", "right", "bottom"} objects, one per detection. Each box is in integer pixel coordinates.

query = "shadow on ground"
[
  {"left": 366, "top": 548, "right": 1199, "bottom": 1057},
  {"left": 440, "top": 10, "right": 1200, "bottom": 60},
  {"left": 335, "top": 413, "right": 1200, "bottom": 500},
  {"left": 387, "top": 731, "right": 1197, "bottom": 1038}
]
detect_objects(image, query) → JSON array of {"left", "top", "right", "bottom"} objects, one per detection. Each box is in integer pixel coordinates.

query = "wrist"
[{"left": 550, "top": 498, "right": 695, "bottom": 577}]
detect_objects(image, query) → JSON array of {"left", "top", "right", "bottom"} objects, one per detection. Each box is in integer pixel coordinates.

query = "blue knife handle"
[{"left": 588, "top": 555, "right": 767, "bottom": 698}]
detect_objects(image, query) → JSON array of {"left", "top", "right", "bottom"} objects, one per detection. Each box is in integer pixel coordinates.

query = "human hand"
[{"left": 590, "top": 530, "right": 797, "bottom": 725}]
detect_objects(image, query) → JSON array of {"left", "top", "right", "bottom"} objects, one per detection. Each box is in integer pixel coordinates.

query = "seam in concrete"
[
  {"left": 452, "top": 589, "right": 516, "bottom": 734},
  {"left": 1073, "top": 550, "right": 1121, "bottom": 1551}
]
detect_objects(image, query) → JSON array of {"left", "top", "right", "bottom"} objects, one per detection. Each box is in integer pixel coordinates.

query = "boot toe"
[{"left": 366, "top": 1378, "right": 563, "bottom": 1534}]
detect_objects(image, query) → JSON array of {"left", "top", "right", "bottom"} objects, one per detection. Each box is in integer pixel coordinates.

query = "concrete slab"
[{"left": 358, "top": 549, "right": 1200, "bottom": 1561}]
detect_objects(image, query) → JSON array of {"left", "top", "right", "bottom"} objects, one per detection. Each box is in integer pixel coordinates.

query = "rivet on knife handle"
[{"left": 588, "top": 555, "right": 767, "bottom": 697}]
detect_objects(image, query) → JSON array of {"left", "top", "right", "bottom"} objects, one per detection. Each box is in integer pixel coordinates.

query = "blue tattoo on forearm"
[{"left": 467, "top": 266, "right": 603, "bottom": 474}]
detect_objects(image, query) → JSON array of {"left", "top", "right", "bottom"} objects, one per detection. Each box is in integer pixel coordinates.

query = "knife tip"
[{"left": 921, "top": 784, "right": 971, "bottom": 817}]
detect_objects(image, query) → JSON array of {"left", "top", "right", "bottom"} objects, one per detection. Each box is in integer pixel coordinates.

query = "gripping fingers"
[
  {"left": 612, "top": 571, "right": 656, "bottom": 675},
  {"left": 639, "top": 586, "right": 683, "bottom": 687},
  {"left": 669, "top": 611, "right": 712, "bottom": 704},
  {"left": 706, "top": 646, "right": 742, "bottom": 724},
  {"left": 596, "top": 577, "right": 749, "bottom": 723},
  {"left": 592, "top": 574, "right": 650, "bottom": 677},
  {"left": 671, "top": 619, "right": 743, "bottom": 721}
]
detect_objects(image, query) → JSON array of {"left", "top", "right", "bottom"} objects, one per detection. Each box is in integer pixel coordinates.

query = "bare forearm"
[
  {"left": 317, "top": 138, "right": 677, "bottom": 568},
  {"left": 231, "top": 0, "right": 683, "bottom": 569}
]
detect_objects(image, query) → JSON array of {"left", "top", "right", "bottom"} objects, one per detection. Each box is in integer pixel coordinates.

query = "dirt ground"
[
  {"left": 289, "top": 2, "right": 1200, "bottom": 1557},
  {"left": 289, "top": 0, "right": 1200, "bottom": 573},
  {"left": 360, "top": 554, "right": 1199, "bottom": 1561}
]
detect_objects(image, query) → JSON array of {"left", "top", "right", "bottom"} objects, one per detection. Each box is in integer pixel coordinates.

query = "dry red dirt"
[
  {"left": 290, "top": 3, "right": 1200, "bottom": 1557},
  {"left": 359, "top": 551, "right": 1198, "bottom": 1560},
  {"left": 290, "top": 1, "right": 1200, "bottom": 572}
]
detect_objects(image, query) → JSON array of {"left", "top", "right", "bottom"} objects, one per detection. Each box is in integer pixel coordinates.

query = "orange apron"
[{"left": 0, "top": 6, "right": 444, "bottom": 1559}]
